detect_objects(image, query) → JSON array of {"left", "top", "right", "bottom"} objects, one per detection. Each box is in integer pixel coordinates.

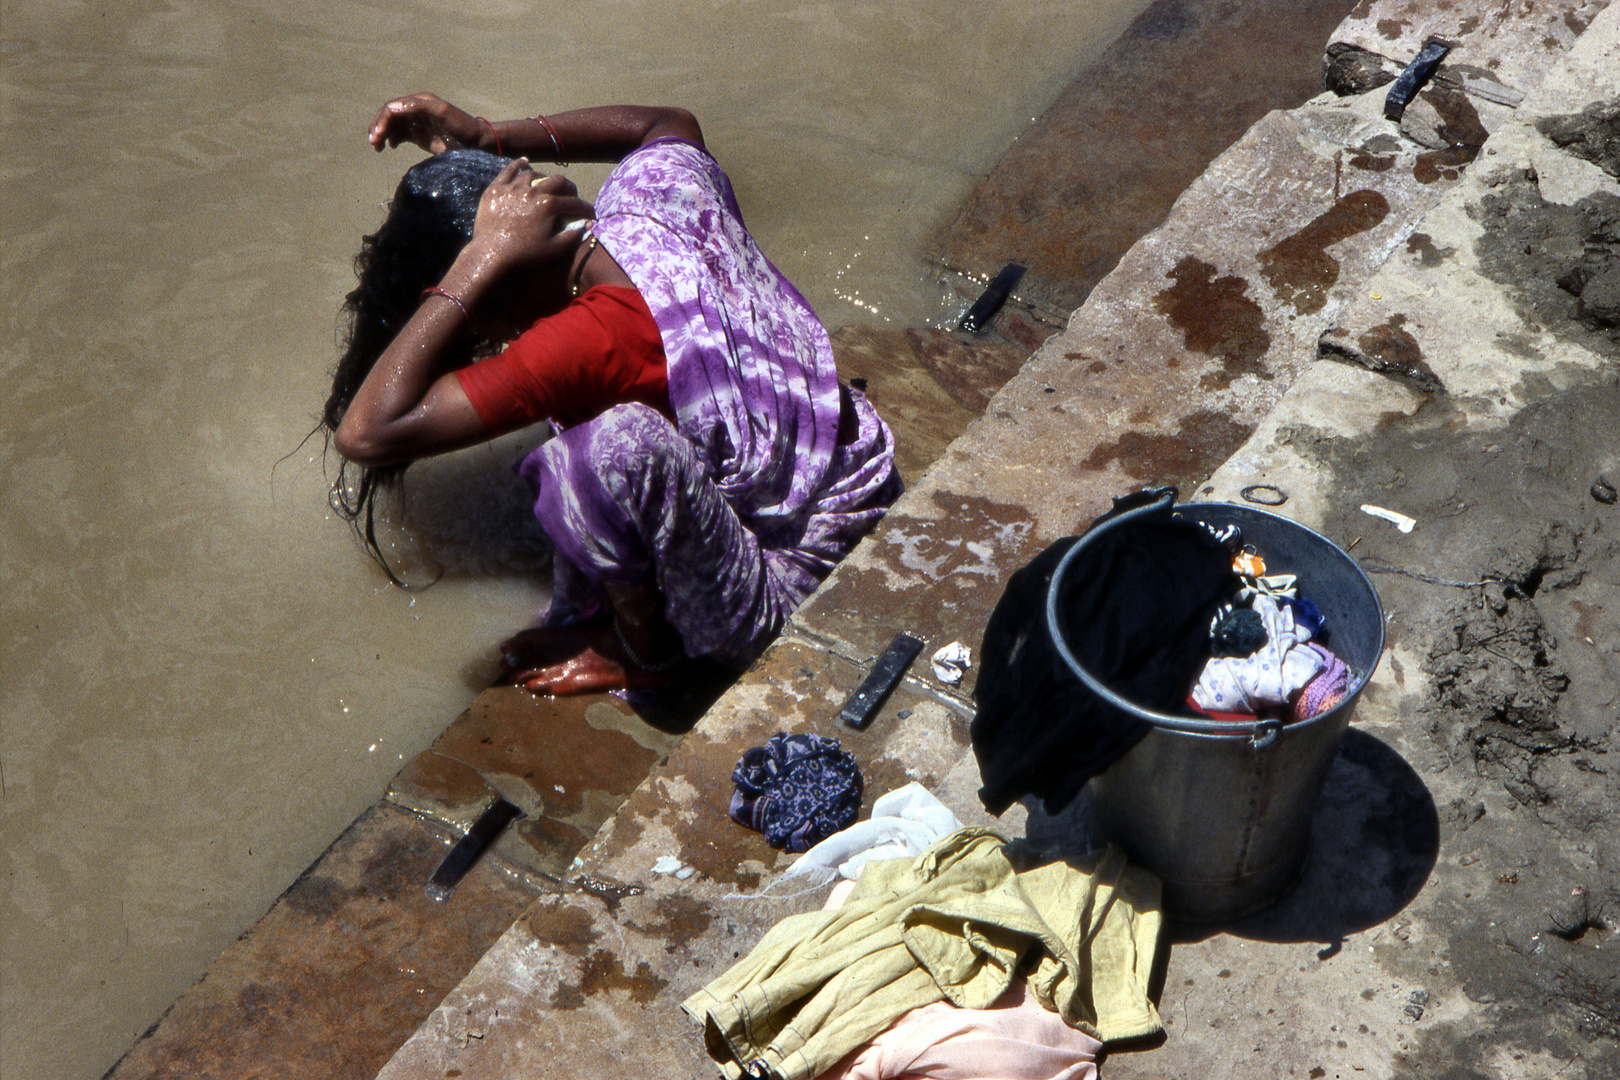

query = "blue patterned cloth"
[{"left": 729, "top": 733, "right": 863, "bottom": 853}]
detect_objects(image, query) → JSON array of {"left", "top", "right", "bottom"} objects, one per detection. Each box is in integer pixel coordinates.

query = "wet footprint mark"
[{"left": 1258, "top": 189, "right": 1391, "bottom": 315}]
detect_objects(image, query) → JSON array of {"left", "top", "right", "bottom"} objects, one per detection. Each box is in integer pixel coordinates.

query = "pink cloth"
[{"left": 815, "top": 980, "right": 1103, "bottom": 1080}]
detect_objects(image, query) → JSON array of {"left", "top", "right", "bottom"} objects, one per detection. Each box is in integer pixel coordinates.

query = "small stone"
[
  {"left": 1323, "top": 42, "right": 1401, "bottom": 97},
  {"left": 1578, "top": 267, "right": 1620, "bottom": 326}
]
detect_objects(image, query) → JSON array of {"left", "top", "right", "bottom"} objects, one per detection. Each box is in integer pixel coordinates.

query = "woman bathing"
[{"left": 324, "top": 94, "right": 901, "bottom": 695}]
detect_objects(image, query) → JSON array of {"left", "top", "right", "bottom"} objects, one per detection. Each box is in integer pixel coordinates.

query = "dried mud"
[
  {"left": 1291, "top": 381, "right": 1619, "bottom": 1074},
  {"left": 1474, "top": 175, "right": 1620, "bottom": 350}
]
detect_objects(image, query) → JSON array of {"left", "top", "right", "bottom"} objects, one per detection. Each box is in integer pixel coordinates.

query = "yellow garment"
[{"left": 682, "top": 829, "right": 1162, "bottom": 1080}]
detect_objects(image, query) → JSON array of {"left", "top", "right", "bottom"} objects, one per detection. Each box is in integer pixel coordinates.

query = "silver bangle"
[
  {"left": 419, "top": 287, "right": 470, "bottom": 324},
  {"left": 613, "top": 616, "right": 681, "bottom": 673}
]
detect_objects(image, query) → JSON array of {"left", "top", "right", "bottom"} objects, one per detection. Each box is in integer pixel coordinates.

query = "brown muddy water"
[{"left": 0, "top": 0, "right": 1153, "bottom": 1075}]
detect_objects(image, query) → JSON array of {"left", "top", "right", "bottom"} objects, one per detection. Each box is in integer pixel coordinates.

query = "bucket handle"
[{"left": 1044, "top": 490, "right": 1277, "bottom": 740}]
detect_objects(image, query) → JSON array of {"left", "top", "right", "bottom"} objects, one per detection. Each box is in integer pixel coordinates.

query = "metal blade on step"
[
  {"left": 424, "top": 798, "right": 523, "bottom": 902},
  {"left": 840, "top": 632, "right": 924, "bottom": 731}
]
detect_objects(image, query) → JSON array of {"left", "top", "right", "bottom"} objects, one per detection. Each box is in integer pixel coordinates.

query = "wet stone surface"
[
  {"left": 105, "top": 804, "right": 551, "bottom": 1080},
  {"left": 577, "top": 638, "right": 973, "bottom": 890},
  {"left": 932, "top": 0, "right": 1360, "bottom": 320},
  {"left": 829, "top": 326, "right": 1030, "bottom": 486},
  {"left": 1331, "top": 0, "right": 1605, "bottom": 100},
  {"left": 375, "top": 637, "right": 986, "bottom": 1079}
]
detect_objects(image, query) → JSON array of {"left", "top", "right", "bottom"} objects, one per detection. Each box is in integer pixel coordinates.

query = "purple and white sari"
[{"left": 518, "top": 139, "right": 901, "bottom": 667}]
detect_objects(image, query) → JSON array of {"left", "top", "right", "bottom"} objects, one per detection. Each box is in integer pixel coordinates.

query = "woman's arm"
[
  {"left": 333, "top": 165, "right": 593, "bottom": 467},
  {"left": 369, "top": 95, "right": 703, "bottom": 162}
]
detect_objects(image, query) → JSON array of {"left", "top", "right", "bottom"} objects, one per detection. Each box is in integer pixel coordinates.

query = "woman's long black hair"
[{"left": 323, "top": 149, "right": 511, "bottom": 584}]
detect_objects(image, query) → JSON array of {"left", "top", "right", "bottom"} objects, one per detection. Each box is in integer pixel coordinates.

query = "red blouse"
[{"left": 456, "top": 285, "right": 671, "bottom": 432}]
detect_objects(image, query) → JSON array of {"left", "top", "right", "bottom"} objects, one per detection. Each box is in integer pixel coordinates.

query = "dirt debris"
[{"left": 1279, "top": 376, "right": 1620, "bottom": 1075}]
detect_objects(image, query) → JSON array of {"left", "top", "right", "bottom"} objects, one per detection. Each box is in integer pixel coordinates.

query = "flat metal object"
[
  {"left": 1384, "top": 37, "right": 1452, "bottom": 121},
  {"left": 959, "top": 263, "right": 1026, "bottom": 334},
  {"left": 840, "top": 632, "right": 924, "bottom": 730},
  {"left": 424, "top": 798, "right": 523, "bottom": 902}
]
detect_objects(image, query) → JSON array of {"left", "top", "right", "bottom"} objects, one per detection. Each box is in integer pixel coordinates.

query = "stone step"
[{"left": 103, "top": 802, "right": 553, "bottom": 1080}]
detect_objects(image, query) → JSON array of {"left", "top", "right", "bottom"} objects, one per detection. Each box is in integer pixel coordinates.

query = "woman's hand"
[
  {"left": 466, "top": 160, "right": 595, "bottom": 275},
  {"left": 369, "top": 92, "right": 485, "bottom": 153}
]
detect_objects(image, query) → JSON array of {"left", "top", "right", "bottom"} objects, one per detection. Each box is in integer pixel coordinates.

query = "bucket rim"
[{"left": 1044, "top": 492, "right": 1384, "bottom": 737}]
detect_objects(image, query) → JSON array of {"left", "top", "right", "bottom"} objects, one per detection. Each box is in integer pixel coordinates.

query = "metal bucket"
[{"left": 1045, "top": 496, "right": 1384, "bottom": 922}]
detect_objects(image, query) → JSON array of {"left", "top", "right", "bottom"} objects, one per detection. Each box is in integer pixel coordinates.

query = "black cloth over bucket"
[{"left": 971, "top": 492, "right": 1239, "bottom": 815}]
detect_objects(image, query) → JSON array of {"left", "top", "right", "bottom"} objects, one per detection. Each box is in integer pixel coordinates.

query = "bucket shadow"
[
  {"left": 1207, "top": 728, "right": 1440, "bottom": 952},
  {"left": 1021, "top": 728, "right": 1439, "bottom": 955}
]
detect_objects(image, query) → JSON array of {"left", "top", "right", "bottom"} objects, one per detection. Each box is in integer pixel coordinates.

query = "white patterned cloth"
[{"left": 1191, "top": 593, "right": 1325, "bottom": 714}]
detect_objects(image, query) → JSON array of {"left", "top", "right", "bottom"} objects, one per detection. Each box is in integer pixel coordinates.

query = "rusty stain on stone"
[
  {"left": 1155, "top": 256, "right": 1271, "bottom": 384},
  {"left": 285, "top": 875, "right": 349, "bottom": 921},
  {"left": 522, "top": 902, "right": 601, "bottom": 957},
  {"left": 389, "top": 751, "right": 493, "bottom": 812},
  {"left": 1088, "top": 360, "right": 1108, "bottom": 373},
  {"left": 906, "top": 328, "right": 1030, "bottom": 414},
  {"left": 572, "top": 874, "right": 645, "bottom": 915},
  {"left": 629, "top": 894, "right": 717, "bottom": 952},
  {"left": 1413, "top": 86, "right": 1488, "bottom": 184},
  {"left": 1346, "top": 137, "right": 1397, "bottom": 174},
  {"left": 1257, "top": 190, "right": 1391, "bottom": 315},
  {"left": 357, "top": 832, "right": 422, "bottom": 899},
  {"left": 236, "top": 982, "right": 275, "bottom": 1024},
  {"left": 516, "top": 814, "right": 589, "bottom": 876},
  {"left": 1079, "top": 409, "right": 1257, "bottom": 483},
  {"left": 1348, "top": 152, "right": 1395, "bottom": 172},
  {"left": 108, "top": 805, "right": 548, "bottom": 1078},
  {"left": 1358, "top": 316, "right": 1442, "bottom": 390},
  {"left": 550, "top": 950, "right": 668, "bottom": 1010},
  {"left": 1376, "top": 17, "right": 1405, "bottom": 39}
]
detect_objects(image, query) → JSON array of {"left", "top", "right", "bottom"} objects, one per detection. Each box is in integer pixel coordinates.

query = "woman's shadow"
[{"left": 1024, "top": 728, "right": 1440, "bottom": 958}]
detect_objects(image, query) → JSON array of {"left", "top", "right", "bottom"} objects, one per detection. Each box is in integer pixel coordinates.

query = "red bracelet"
[
  {"left": 476, "top": 116, "right": 502, "bottom": 156},
  {"left": 420, "top": 286, "right": 470, "bottom": 324},
  {"left": 530, "top": 114, "right": 567, "bottom": 165}
]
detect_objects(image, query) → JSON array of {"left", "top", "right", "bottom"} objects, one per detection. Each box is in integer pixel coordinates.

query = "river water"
[{"left": 0, "top": 1, "right": 1153, "bottom": 1075}]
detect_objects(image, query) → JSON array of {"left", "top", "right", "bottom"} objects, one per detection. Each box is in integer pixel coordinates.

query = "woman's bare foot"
[
  {"left": 500, "top": 624, "right": 682, "bottom": 696},
  {"left": 499, "top": 624, "right": 603, "bottom": 676}
]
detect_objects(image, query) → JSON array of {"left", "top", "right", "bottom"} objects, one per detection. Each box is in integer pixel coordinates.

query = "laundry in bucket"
[
  {"left": 1192, "top": 594, "right": 1325, "bottom": 713},
  {"left": 971, "top": 490, "right": 1239, "bottom": 815},
  {"left": 971, "top": 489, "right": 1362, "bottom": 817},
  {"left": 1187, "top": 539, "right": 1351, "bottom": 725}
]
